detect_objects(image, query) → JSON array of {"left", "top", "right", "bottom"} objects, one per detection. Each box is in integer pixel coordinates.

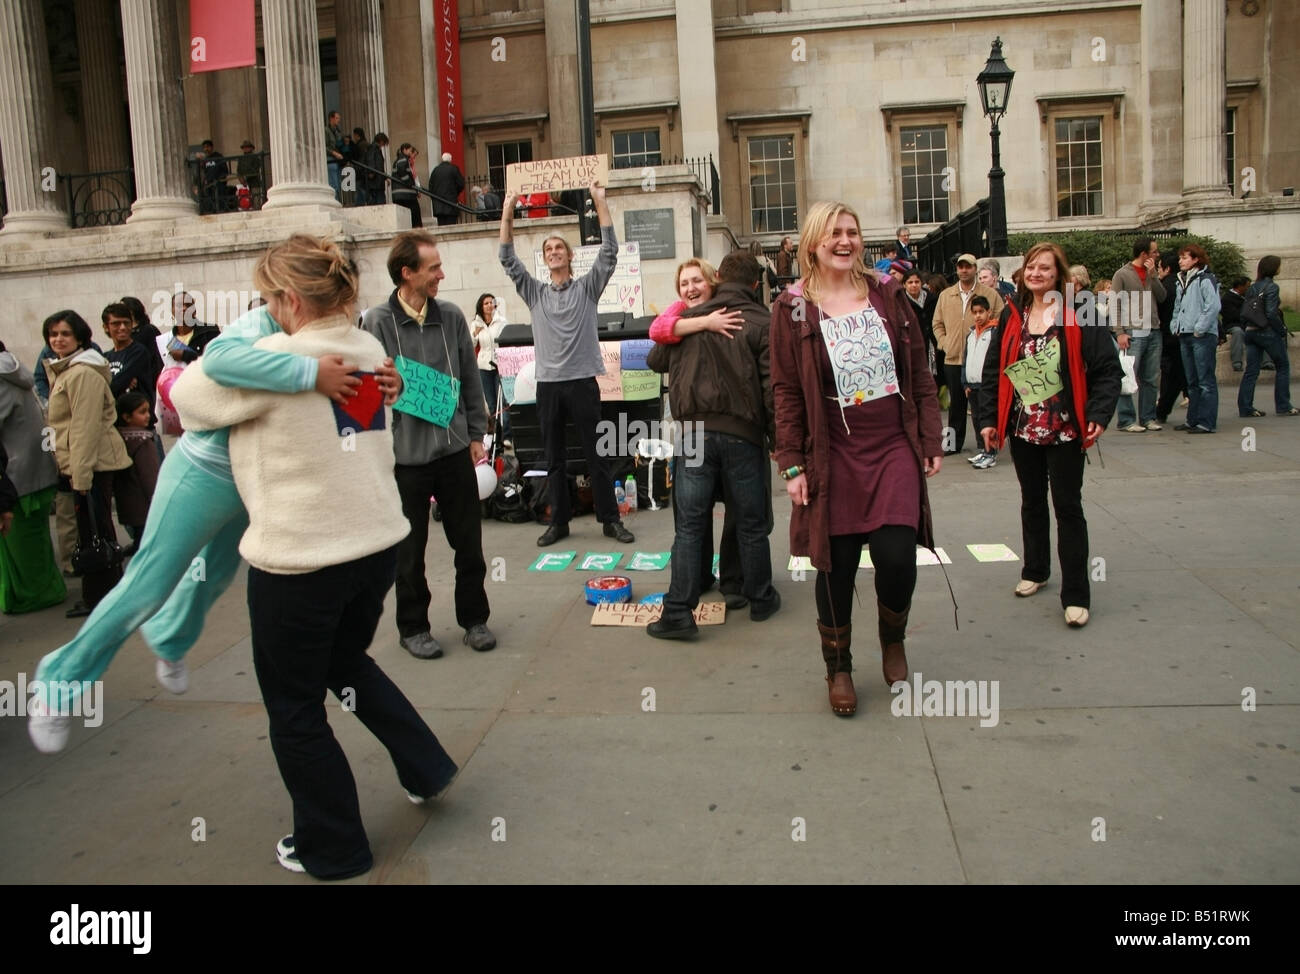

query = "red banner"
[
  {"left": 433, "top": 0, "right": 464, "bottom": 198},
  {"left": 189, "top": 0, "right": 256, "bottom": 73}
]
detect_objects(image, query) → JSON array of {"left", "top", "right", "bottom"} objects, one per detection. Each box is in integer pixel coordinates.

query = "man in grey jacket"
[
  {"left": 362, "top": 230, "right": 496, "bottom": 659},
  {"left": 1110, "top": 237, "right": 1167, "bottom": 432},
  {"left": 498, "top": 180, "right": 635, "bottom": 547}
]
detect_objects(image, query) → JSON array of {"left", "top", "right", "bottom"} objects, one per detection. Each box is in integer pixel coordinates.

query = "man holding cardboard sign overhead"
[
  {"left": 361, "top": 230, "right": 497, "bottom": 660},
  {"left": 499, "top": 178, "right": 635, "bottom": 547}
]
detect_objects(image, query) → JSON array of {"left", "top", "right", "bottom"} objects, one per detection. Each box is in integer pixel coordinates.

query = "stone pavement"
[{"left": 2, "top": 393, "right": 1298, "bottom": 885}]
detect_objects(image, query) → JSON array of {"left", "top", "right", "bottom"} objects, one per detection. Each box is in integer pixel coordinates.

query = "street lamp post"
[{"left": 977, "top": 37, "right": 1015, "bottom": 257}]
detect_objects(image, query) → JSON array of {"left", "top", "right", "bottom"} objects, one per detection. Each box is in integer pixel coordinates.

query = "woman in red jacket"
[
  {"left": 976, "top": 241, "right": 1122, "bottom": 628},
  {"left": 771, "top": 201, "right": 944, "bottom": 717}
]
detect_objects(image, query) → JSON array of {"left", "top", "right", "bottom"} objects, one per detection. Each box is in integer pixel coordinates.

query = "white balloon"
[
  {"left": 512, "top": 361, "right": 537, "bottom": 404},
  {"left": 476, "top": 463, "right": 498, "bottom": 500}
]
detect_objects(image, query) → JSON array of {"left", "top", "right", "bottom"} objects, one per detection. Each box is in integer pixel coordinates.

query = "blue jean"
[
  {"left": 663, "top": 429, "right": 775, "bottom": 625},
  {"left": 479, "top": 368, "right": 511, "bottom": 438},
  {"left": 1238, "top": 329, "right": 1293, "bottom": 415},
  {"left": 34, "top": 452, "right": 247, "bottom": 710},
  {"left": 327, "top": 161, "right": 341, "bottom": 200},
  {"left": 1117, "top": 331, "right": 1162, "bottom": 426},
  {"left": 1179, "top": 333, "right": 1219, "bottom": 431}
]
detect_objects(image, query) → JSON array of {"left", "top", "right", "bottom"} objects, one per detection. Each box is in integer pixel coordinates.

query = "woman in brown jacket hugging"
[{"left": 771, "top": 202, "right": 944, "bottom": 717}]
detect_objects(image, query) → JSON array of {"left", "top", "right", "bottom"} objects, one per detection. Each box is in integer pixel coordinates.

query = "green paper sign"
[
  {"left": 711, "top": 554, "right": 719, "bottom": 578},
  {"left": 621, "top": 369, "right": 661, "bottom": 402},
  {"left": 1003, "top": 337, "right": 1063, "bottom": 407},
  {"left": 393, "top": 355, "right": 461, "bottom": 428},
  {"left": 625, "top": 551, "right": 671, "bottom": 571},
  {"left": 578, "top": 551, "right": 623, "bottom": 571},
  {"left": 529, "top": 550, "right": 577, "bottom": 572}
]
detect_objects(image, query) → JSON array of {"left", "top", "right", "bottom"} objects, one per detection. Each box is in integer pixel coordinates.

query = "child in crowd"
[
  {"left": 113, "top": 391, "right": 160, "bottom": 556},
  {"left": 965, "top": 294, "right": 998, "bottom": 469}
]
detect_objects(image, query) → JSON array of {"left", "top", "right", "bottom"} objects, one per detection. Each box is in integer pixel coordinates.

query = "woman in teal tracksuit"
[{"left": 30, "top": 305, "right": 387, "bottom": 752}]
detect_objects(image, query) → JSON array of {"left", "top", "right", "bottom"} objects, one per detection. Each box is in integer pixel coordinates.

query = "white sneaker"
[
  {"left": 28, "top": 696, "right": 71, "bottom": 754},
  {"left": 967, "top": 452, "right": 986, "bottom": 464},
  {"left": 1121, "top": 423, "right": 1146, "bottom": 433},
  {"left": 1144, "top": 420, "right": 1163, "bottom": 431},
  {"left": 156, "top": 657, "right": 189, "bottom": 694},
  {"left": 973, "top": 453, "right": 998, "bottom": 469}
]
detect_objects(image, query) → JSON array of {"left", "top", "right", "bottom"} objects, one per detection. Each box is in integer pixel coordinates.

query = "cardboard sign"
[
  {"left": 1004, "top": 337, "right": 1063, "bottom": 406},
  {"left": 495, "top": 345, "right": 535, "bottom": 378},
  {"left": 393, "top": 356, "right": 460, "bottom": 428},
  {"left": 590, "top": 600, "right": 726, "bottom": 627},
  {"left": 786, "top": 548, "right": 952, "bottom": 570},
  {"left": 507, "top": 154, "right": 609, "bottom": 197},
  {"left": 597, "top": 341, "right": 623, "bottom": 401}
]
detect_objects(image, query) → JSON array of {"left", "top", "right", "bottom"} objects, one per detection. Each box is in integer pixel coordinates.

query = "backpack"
[{"left": 1240, "top": 284, "right": 1269, "bottom": 330}]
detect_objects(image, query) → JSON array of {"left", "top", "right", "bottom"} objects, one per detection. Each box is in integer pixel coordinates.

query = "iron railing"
[
  {"left": 186, "top": 151, "right": 271, "bottom": 213},
  {"left": 64, "top": 167, "right": 136, "bottom": 228},
  {"left": 914, "top": 198, "right": 992, "bottom": 276}
]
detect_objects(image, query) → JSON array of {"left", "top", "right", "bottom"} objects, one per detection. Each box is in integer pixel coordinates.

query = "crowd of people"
[{"left": 4, "top": 186, "right": 1293, "bottom": 879}]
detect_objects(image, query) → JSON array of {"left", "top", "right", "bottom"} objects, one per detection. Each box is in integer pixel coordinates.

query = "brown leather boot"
[
  {"left": 817, "top": 621, "right": 856, "bottom": 716},
  {"left": 878, "top": 601, "right": 909, "bottom": 687}
]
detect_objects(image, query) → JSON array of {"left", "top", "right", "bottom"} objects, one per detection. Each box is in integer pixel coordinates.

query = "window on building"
[
  {"left": 899, "top": 125, "right": 950, "bottom": 225},
  {"left": 487, "top": 140, "right": 532, "bottom": 197},
  {"left": 1054, "top": 116, "right": 1103, "bottom": 218},
  {"left": 1225, "top": 107, "right": 1237, "bottom": 191},
  {"left": 747, "top": 134, "right": 797, "bottom": 234},
  {"left": 612, "top": 129, "right": 662, "bottom": 170}
]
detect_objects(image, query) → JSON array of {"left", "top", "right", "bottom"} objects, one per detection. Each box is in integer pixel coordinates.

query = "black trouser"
[
  {"left": 435, "top": 213, "right": 457, "bottom": 226},
  {"left": 63, "top": 472, "right": 121, "bottom": 608},
  {"left": 393, "top": 450, "right": 490, "bottom": 637},
  {"left": 393, "top": 194, "right": 422, "bottom": 228},
  {"left": 535, "top": 377, "right": 618, "bottom": 526},
  {"left": 1009, "top": 437, "right": 1089, "bottom": 609},
  {"left": 248, "top": 545, "right": 458, "bottom": 880},
  {"left": 815, "top": 525, "right": 918, "bottom": 629},
  {"left": 696, "top": 465, "right": 775, "bottom": 595},
  {"left": 943, "top": 363, "right": 968, "bottom": 451},
  {"left": 1156, "top": 333, "right": 1187, "bottom": 420}
]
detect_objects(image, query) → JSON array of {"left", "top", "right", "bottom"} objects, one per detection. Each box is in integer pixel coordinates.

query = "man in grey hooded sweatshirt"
[{"left": 362, "top": 231, "right": 496, "bottom": 660}]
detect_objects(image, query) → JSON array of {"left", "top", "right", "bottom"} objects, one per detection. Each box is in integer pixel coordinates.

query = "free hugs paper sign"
[{"left": 393, "top": 356, "right": 460, "bottom": 428}]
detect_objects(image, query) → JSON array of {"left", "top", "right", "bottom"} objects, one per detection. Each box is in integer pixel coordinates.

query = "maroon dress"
[{"left": 817, "top": 314, "right": 921, "bottom": 537}]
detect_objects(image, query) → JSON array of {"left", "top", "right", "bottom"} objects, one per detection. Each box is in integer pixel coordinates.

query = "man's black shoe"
[
  {"left": 750, "top": 589, "right": 782, "bottom": 622},
  {"left": 603, "top": 520, "right": 635, "bottom": 544},
  {"left": 724, "top": 593, "right": 750, "bottom": 611},
  {"left": 647, "top": 616, "right": 698, "bottom": 640},
  {"left": 537, "top": 523, "right": 569, "bottom": 547}
]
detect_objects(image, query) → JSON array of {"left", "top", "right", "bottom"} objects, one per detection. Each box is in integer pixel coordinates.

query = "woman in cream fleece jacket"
[{"left": 172, "top": 235, "right": 458, "bottom": 880}]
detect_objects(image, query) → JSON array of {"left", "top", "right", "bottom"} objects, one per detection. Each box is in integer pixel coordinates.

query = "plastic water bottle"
[
  {"left": 623, "top": 473, "right": 637, "bottom": 513},
  {"left": 614, "top": 480, "right": 625, "bottom": 511}
]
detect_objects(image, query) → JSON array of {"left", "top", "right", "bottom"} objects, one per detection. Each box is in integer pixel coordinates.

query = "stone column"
[
  {"left": 675, "top": 0, "right": 721, "bottom": 187},
  {"left": 76, "top": 0, "right": 130, "bottom": 172},
  {"left": 544, "top": 0, "right": 580, "bottom": 159},
  {"left": 336, "top": 0, "right": 389, "bottom": 142},
  {"left": 262, "top": 0, "right": 338, "bottom": 209},
  {"left": 1181, "top": 0, "right": 1230, "bottom": 200},
  {"left": 0, "top": 0, "right": 68, "bottom": 232},
  {"left": 121, "top": 0, "right": 197, "bottom": 221},
  {"left": 1139, "top": 0, "right": 1181, "bottom": 209}
]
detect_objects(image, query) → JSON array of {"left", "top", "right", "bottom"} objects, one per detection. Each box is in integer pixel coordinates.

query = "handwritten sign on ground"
[
  {"left": 624, "top": 551, "right": 671, "bottom": 571},
  {"left": 507, "top": 154, "right": 609, "bottom": 196},
  {"left": 786, "top": 548, "right": 952, "bottom": 570},
  {"left": 1004, "top": 336, "right": 1063, "bottom": 406},
  {"left": 590, "top": 601, "right": 725, "bottom": 627},
  {"left": 393, "top": 356, "right": 460, "bottom": 428},
  {"left": 529, "top": 550, "right": 577, "bottom": 572},
  {"left": 578, "top": 552, "right": 623, "bottom": 571},
  {"left": 967, "top": 543, "right": 1019, "bottom": 562}
]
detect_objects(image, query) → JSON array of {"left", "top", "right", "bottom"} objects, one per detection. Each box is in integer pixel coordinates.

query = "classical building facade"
[{"left": 1, "top": 0, "right": 1297, "bottom": 368}]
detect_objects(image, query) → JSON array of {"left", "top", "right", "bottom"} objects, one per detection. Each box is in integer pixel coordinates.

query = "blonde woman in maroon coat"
[{"left": 770, "top": 202, "right": 944, "bottom": 716}]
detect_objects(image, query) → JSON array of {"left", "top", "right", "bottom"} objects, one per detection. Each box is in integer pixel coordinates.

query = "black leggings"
[{"left": 815, "top": 525, "right": 917, "bottom": 628}]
